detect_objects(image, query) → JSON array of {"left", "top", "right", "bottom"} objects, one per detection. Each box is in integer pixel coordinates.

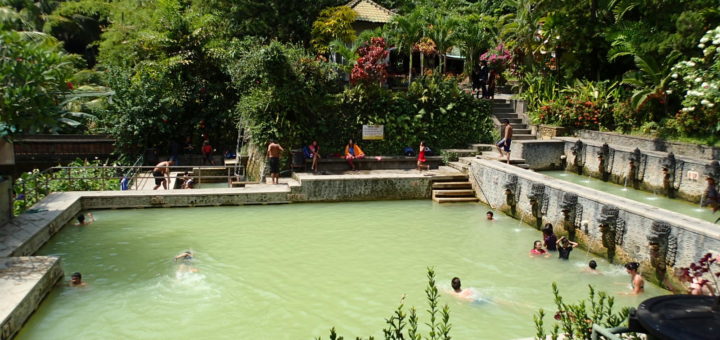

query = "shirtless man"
[
  {"left": 69, "top": 272, "right": 87, "bottom": 287},
  {"left": 152, "top": 160, "right": 173, "bottom": 190},
  {"left": 450, "top": 277, "right": 475, "bottom": 301},
  {"left": 267, "top": 140, "right": 284, "bottom": 184},
  {"left": 496, "top": 119, "right": 513, "bottom": 164}
]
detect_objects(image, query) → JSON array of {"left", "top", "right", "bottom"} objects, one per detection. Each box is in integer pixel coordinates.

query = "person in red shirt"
[{"left": 202, "top": 140, "right": 215, "bottom": 165}]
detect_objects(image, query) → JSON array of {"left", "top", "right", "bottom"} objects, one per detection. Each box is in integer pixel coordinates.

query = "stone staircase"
[
  {"left": 431, "top": 174, "right": 479, "bottom": 203},
  {"left": 492, "top": 99, "right": 535, "bottom": 141}
]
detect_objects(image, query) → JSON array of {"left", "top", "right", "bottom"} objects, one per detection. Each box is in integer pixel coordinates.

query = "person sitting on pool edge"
[
  {"left": 344, "top": 138, "right": 365, "bottom": 171},
  {"left": 69, "top": 272, "right": 87, "bottom": 287},
  {"left": 486, "top": 211, "right": 494, "bottom": 221},
  {"left": 74, "top": 212, "right": 94, "bottom": 225}
]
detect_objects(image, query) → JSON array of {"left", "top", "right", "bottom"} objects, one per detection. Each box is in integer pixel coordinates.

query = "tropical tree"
[
  {"left": 617, "top": 50, "right": 681, "bottom": 119},
  {"left": 456, "top": 13, "right": 496, "bottom": 74},
  {"left": 310, "top": 5, "right": 356, "bottom": 55},
  {"left": 427, "top": 13, "right": 458, "bottom": 74},
  {"left": 388, "top": 10, "right": 423, "bottom": 82}
]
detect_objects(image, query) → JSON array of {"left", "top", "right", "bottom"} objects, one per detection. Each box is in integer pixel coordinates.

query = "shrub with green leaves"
[
  {"left": 670, "top": 25, "right": 720, "bottom": 139},
  {"left": 534, "top": 283, "right": 631, "bottom": 340}
]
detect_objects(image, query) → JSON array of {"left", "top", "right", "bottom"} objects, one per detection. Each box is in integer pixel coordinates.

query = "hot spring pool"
[{"left": 17, "top": 201, "right": 667, "bottom": 339}]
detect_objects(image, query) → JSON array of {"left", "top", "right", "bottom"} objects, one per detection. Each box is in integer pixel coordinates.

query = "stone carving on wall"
[
  {"left": 627, "top": 148, "right": 646, "bottom": 189},
  {"left": 597, "top": 143, "right": 613, "bottom": 181},
  {"left": 661, "top": 153, "right": 684, "bottom": 198},
  {"left": 646, "top": 221, "right": 678, "bottom": 282},
  {"left": 559, "top": 192, "right": 582, "bottom": 241},
  {"left": 597, "top": 205, "right": 626, "bottom": 263},
  {"left": 570, "top": 140, "right": 584, "bottom": 175},
  {"left": 527, "top": 183, "right": 547, "bottom": 228},
  {"left": 503, "top": 174, "right": 519, "bottom": 215},
  {"left": 704, "top": 160, "right": 720, "bottom": 182}
]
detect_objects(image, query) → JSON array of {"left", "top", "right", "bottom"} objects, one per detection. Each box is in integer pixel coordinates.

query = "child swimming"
[{"left": 529, "top": 240, "right": 550, "bottom": 258}]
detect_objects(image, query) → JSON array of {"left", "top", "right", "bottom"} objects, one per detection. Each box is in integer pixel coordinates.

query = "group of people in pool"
[{"left": 483, "top": 214, "right": 646, "bottom": 295}]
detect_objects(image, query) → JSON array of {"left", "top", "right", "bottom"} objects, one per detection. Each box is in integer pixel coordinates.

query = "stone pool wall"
[
  {"left": 557, "top": 137, "right": 713, "bottom": 203},
  {"left": 0, "top": 256, "right": 62, "bottom": 340},
  {"left": 577, "top": 130, "right": 720, "bottom": 160},
  {"left": 289, "top": 172, "right": 434, "bottom": 201},
  {"left": 509, "top": 140, "right": 566, "bottom": 170},
  {"left": 468, "top": 158, "right": 720, "bottom": 290}
]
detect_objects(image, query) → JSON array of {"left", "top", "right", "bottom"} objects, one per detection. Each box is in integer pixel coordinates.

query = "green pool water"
[
  {"left": 542, "top": 171, "right": 718, "bottom": 223},
  {"left": 17, "top": 201, "right": 667, "bottom": 340}
]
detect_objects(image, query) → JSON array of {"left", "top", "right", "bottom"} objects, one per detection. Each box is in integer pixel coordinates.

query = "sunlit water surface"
[{"left": 17, "top": 201, "right": 667, "bottom": 340}]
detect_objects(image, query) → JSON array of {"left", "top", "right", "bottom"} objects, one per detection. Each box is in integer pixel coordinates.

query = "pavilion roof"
[{"left": 346, "top": 0, "right": 395, "bottom": 24}]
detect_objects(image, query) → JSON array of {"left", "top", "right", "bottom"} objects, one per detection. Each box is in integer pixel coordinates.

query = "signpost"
[{"left": 362, "top": 125, "right": 384, "bottom": 140}]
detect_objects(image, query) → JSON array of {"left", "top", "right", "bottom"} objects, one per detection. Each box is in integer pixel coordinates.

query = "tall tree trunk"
[
  {"left": 408, "top": 49, "right": 413, "bottom": 83},
  {"left": 420, "top": 53, "right": 424, "bottom": 76}
]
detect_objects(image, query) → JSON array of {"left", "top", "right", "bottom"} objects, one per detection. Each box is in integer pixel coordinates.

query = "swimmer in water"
[
  {"left": 74, "top": 212, "right": 94, "bottom": 225},
  {"left": 69, "top": 272, "right": 87, "bottom": 287},
  {"left": 486, "top": 211, "right": 495, "bottom": 221},
  {"left": 529, "top": 240, "right": 550, "bottom": 258},
  {"left": 175, "top": 251, "right": 198, "bottom": 273},
  {"left": 449, "top": 277, "right": 475, "bottom": 301},
  {"left": 622, "top": 262, "right": 644, "bottom": 295},
  {"left": 584, "top": 260, "right": 601, "bottom": 274}
]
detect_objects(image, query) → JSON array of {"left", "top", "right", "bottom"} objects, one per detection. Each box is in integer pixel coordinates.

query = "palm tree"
[
  {"left": 456, "top": 14, "right": 497, "bottom": 75},
  {"left": 388, "top": 11, "right": 423, "bottom": 82},
  {"left": 427, "top": 13, "right": 458, "bottom": 74}
]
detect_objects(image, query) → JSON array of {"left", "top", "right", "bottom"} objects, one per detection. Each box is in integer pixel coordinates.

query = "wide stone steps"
[
  {"left": 431, "top": 174, "right": 478, "bottom": 203},
  {"left": 432, "top": 181, "right": 472, "bottom": 189},
  {"left": 433, "top": 189, "right": 475, "bottom": 197},
  {"left": 494, "top": 113, "right": 518, "bottom": 119},
  {"left": 432, "top": 196, "right": 480, "bottom": 203},
  {"left": 512, "top": 134, "right": 536, "bottom": 140},
  {"left": 447, "top": 161, "right": 469, "bottom": 172}
]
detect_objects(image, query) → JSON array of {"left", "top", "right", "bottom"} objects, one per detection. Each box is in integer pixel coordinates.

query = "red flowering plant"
[
  {"left": 676, "top": 253, "right": 719, "bottom": 302},
  {"left": 479, "top": 43, "right": 512, "bottom": 73},
  {"left": 350, "top": 37, "right": 389, "bottom": 86}
]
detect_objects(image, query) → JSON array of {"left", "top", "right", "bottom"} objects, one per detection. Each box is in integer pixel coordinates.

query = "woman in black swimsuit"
[
  {"left": 624, "top": 262, "right": 645, "bottom": 295},
  {"left": 556, "top": 236, "right": 578, "bottom": 260}
]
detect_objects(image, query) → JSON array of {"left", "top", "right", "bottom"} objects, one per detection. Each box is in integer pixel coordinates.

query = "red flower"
[{"left": 66, "top": 82, "right": 74, "bottom": 90}]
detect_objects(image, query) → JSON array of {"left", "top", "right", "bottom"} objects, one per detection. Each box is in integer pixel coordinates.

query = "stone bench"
[{"left": 302, "top": 155, "right": 443, "bottom": 172}]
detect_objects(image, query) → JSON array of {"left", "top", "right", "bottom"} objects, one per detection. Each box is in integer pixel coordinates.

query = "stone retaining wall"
[
  {"left": 0, "top": 257, "right": 62, "bottom": 340},
  {"left": 577, "top": 130, "right": 720, "bottom": 160},
  {"left": 290, "top": 173, "right": 434, "bottom": 201},
  {"left": 509, "top": 140, "right": 565, "bottom": 170},
  {"left": 559, "top": 137, "right": 713, "bottom": 202},
  {"left": 468, "top": 158, "right": 720, "bottom": 290}
]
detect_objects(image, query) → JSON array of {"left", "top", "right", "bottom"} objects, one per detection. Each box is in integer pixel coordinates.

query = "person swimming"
[
  {"left": 174, "top": 250, "right": 193, "bottom": 261},
  {"left": 486, "top": 211, "right": 495, "bottom": 221},
  {"left": 450, "top": 277, "right": 475, "bottom": 301},
  {"left": 69, "top": 272, "right": 87, "bottom": 287},
  {"left": 529, "top": 240, "right": 550, "bottom": 258},
  {"left": 584, "top": 260, "right": 601, "bottom": 274},
  {"left": 175, "top": 251, "right": 198, "bottom": 273},
  {"left": 74, "top": 212, "right": 94, "bottom": 225}
]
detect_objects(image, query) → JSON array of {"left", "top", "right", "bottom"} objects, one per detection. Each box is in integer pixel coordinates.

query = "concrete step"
[
  {"left": 507, "top": 119, "right": 524, "bottom": 124},
  {"left": 469, "top": 143, "right": 494, "bottom": 152},
  {"left": 458, "top": 156, "right": 476, "bottom": 165},
  {"left": 432, "top": 181, "right": 472, "bottom": 189},
  {"left": 433, "top": 189, "right": 476, "bottom": 197},
  {"left": 478, "top": 153, "right": 528, "bottom": 165},
  {"left": 431, "top": 173, "right": 470, "bottom": 181},
  {"left": 441, "top": 148, "right": 477, "bottom": 157},
  {"left": 432, "top": 196, "right": 480, "bottom": 203},
  {"left": 447, "top": 161, "right": 469, "bottom": 172},
  {"left": 231, "top": 181, "right": 252, "bottom": 187},
  {"left": 492, "top": 107, "right": 516, "bottom": 114},
  {"left": 515, "top": 164, "right": 531, "bottom": 169},
  {"left": 514, "top": 129, "right": 532, "bottom": 135},
  {"left": 494, "top": 113, "right": 518, "bottom": 119},
  {"left": 512, "top": 134, "right": 536, "bottom": 140}
]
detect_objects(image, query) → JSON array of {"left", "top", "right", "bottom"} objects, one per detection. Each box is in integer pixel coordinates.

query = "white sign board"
[{"left": 362, "top": 125, "right": 384, "bottom": 140}]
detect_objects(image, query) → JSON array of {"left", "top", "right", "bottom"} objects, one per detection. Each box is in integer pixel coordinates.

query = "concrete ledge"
[
  {"left": 577, "top": 130, "right": 720, "bottom": 160},
  {"left": 0, "top": 256, "right": 62, "bottom": 340},
  {"left": 304, "top": 156, "right": 443, "bottom": 172}
]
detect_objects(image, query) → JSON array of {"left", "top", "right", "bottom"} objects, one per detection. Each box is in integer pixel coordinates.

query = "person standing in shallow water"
[
  {"left": 623, "top": 262, "right": 644, "bottom": 295},
  {"left": 556, "top": 236, "right": 578, "bottom": 260},
  {"left": 542, "top": 224, "right": 557, "bottom": 251}
]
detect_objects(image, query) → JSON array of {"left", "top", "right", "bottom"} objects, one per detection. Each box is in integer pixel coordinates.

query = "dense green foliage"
[
  {"left": 12, "top": 159, "right": 119, "bottom": 215},
  {"left": 534, "top": 283, "right": 631, "bottom": 340}
]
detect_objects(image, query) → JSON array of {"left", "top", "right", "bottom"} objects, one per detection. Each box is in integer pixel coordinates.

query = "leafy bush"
[
  {"left": 670, "top": 25, "right": 720, "bottom": 139},
  {"left": 13, "top": 159, "right": 121, "bottom": 215},
  {"left": 534, "top": 283, "right": 631, "bottom": 340}
]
